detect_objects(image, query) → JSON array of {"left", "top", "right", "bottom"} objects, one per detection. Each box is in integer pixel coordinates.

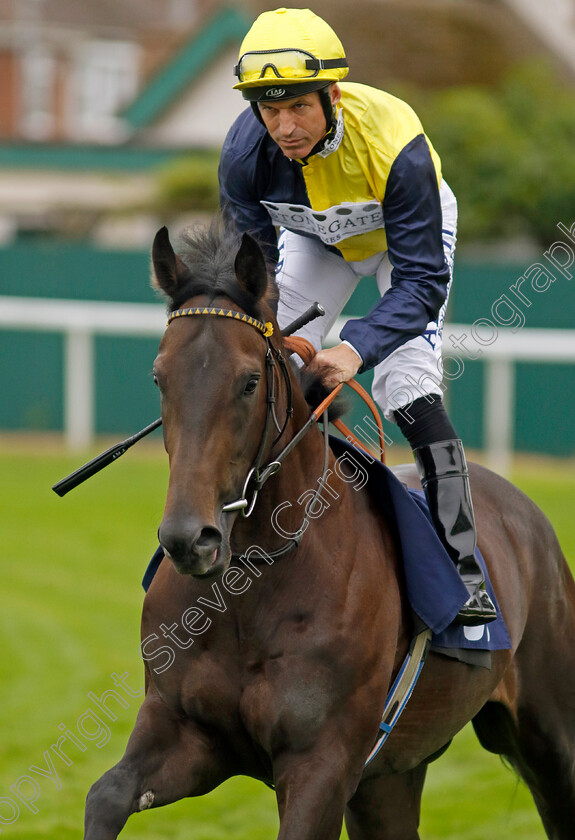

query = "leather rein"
[{"left": 166, "top": 306, "right": 385, "bottom": 560}]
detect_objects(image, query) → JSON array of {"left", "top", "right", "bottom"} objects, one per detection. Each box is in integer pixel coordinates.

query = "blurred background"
[
  {"left": 1, "top": 0, "right": 575, "bottom": 466},
  {"left": 1, "top": 4, "right": 575, "bottom": 839}
]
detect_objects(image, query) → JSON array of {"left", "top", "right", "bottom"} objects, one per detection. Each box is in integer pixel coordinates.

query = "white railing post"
[
  {"left": 0, "top": 297, "right": 167, "bottom": 450},
  {"left": 64, "top": 328, "right": 94, "bottom": 451},
  {"left": 484, "top": 357, "right": 515, "bottom": 477}
]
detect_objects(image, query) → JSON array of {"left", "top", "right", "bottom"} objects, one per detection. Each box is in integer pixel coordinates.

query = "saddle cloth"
[{"left": 329, "top": 437, "right": 511, "bottom": 653}]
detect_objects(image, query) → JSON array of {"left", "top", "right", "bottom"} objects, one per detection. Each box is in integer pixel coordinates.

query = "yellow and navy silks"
[{"left": 218, "top": 82, "right": 452, "bottom": 372}]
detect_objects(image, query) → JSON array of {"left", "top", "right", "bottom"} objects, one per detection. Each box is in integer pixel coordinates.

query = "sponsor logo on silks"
[
  {"left": 265, "top": 88, "right": 286, "bottom": 98},
  {"left": 261, "top": 199, "right": 385, "bottom": 246}
]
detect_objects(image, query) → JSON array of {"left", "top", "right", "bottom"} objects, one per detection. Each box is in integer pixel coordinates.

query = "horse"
[{"left": 84, "top": 222, "right": 575, "bottom": 840}]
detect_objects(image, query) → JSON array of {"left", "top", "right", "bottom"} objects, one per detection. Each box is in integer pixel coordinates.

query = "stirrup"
[{"left": 454, "top": 585, "right": 497, "bottom": 626}]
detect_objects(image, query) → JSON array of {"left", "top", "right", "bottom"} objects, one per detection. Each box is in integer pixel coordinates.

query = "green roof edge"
[{"left": 123, "top": 6, "right": 250, "bottom": 130}]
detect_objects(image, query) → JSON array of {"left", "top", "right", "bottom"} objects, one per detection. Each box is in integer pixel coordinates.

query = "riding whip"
[{"left": 52, "top": 303, "right": 325, "bottom": 496}]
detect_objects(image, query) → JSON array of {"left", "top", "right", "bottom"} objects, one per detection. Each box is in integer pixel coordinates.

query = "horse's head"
[{"left": 151, "top": 223, "right": 285, "bottom": 578}]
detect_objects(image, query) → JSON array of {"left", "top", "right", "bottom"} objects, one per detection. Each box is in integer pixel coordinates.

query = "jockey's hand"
[{"left": 308, "top": 343, "right": 362, "bottom": 390}]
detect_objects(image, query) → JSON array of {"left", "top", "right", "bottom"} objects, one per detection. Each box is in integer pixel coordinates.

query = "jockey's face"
[{"left": 258, "top": 84, "right": 341, "bottom": 160}]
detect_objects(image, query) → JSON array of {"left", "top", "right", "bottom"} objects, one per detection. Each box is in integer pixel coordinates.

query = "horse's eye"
[
  {"left": 153, "top": 374, "right": 159, "bottom": 387},
  {"left": 244, "top": 375, "right": 260, "bottom": 395}
]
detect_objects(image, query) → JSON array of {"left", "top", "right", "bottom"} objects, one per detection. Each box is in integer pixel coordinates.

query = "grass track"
[{"left": 1, "top": 441, "right": 573, "bottom": 839}]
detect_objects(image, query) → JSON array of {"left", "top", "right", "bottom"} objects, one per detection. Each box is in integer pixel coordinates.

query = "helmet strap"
[
  {"left": 250, "top": 101, "right": 265, "bottom": 126},
  {"left": 319, "top": 86, "right": 336, "bottom": 132}
]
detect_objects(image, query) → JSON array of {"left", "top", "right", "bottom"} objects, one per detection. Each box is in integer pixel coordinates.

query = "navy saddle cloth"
[
  {"left": 329, "top": 437, "right": 510, "bottom": 652},
  {"left": 142, "top": 437, "right": 510, "bottom": 653}
]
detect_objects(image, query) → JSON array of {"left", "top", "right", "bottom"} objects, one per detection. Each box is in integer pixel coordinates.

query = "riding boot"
[{"left": 413, "top": 439, "right": 497, "bottom": 626}]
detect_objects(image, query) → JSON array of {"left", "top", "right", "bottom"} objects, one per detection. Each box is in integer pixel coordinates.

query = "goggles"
[{"left": 234, "top": 48, "right": 348, "bottom": 83}]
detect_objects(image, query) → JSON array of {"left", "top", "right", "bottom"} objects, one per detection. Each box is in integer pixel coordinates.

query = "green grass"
[{"left": 1, "top": 440, "right": 573, "bottom": 839}]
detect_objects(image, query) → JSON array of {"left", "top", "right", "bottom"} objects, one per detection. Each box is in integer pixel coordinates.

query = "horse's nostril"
[
  {"left": 159, "top": 522, "right": 221, "bottom": 565},
  {"left": 195, "top": 527, "right": 222, "bottom": 552}
]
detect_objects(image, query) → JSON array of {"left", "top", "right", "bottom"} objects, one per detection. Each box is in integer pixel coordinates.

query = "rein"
[{"left": 284, "top": 336, "right": 386, "bottom": 463}]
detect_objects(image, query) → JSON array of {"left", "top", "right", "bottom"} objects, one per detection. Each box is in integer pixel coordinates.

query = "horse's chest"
[
  {"left": 168, "top": 652, "right": 242, "bottom": 729},
  {"left": 235, "top": 622, "right": 365, "bottom": 756},
  {"left": 239, "top": 664, "right": 335, "bottom": 754}
]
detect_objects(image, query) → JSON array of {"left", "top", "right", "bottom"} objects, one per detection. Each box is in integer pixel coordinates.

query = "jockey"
[{"left": 218, "top": 8, "right": 496, "bottom": 626}]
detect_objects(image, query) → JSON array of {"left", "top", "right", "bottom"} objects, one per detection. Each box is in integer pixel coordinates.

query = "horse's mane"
[
  {"left": 155, "top": 218, "right": 347, "bottom": 418},
  {"left": 296, "top": 366, "right": 350, "bottom": 421},
  {"left": 158, "top": 219, "right": 278, "bottom": 316}
]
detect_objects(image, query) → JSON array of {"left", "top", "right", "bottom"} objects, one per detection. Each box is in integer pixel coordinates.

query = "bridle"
[{"left": 166, "top": 306, "right": 334, "bottom": 559}]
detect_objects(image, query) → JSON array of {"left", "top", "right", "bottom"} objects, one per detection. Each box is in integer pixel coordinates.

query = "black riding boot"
[{"left": 413, "top": 439, "right": 497, "bottom": 626}]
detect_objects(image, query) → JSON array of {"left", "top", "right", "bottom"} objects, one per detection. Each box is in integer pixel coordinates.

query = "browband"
[{"left": 167, "top": 306, "right": 274, "bottom": 338}]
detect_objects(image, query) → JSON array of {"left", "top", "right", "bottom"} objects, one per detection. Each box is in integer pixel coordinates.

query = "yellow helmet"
[{"left": 233, "top": 8, "right": 348, "bottom": 101}]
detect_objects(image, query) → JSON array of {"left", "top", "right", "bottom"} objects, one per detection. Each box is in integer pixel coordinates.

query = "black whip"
[{"left": 52, "top": 302, "right": 325, "bottom": 496}]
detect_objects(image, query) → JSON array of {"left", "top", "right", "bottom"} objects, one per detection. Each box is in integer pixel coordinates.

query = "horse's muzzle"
[{"left": 159, "top": 520, "right": 225, "bottom": 577}]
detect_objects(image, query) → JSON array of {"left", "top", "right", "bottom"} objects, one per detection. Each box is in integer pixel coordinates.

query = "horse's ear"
[
  {"left": 151, "top": 226, "right": 189, "bottom": 302},
  {"left": 234, "top": 233, "right": 268, "bottom": 302}
]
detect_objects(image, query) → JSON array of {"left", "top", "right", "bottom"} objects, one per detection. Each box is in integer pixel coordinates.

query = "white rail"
[
  {"left": 1, "top": 297, "right": 575, "bottom": 472},
  {"left": 0, "top": 297, "right": 166, "bottom": 450},
  {"left": 329, "top": 317, "right": 575, "bottom": 475}
]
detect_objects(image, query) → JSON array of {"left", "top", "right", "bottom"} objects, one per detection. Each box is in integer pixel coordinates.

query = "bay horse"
[{"left": 84, "top": 223, "right": 575, "bottom": 840}]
